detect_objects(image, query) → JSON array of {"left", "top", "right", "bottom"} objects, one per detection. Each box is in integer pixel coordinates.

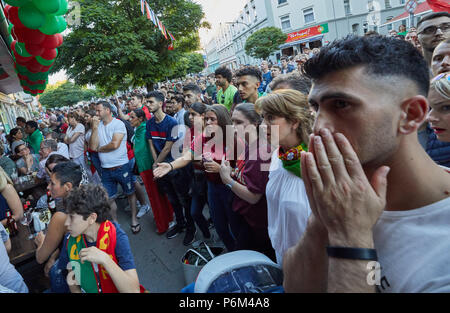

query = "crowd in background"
[{"left": 0, "top": 10, "right": 449, "bottom": 293}]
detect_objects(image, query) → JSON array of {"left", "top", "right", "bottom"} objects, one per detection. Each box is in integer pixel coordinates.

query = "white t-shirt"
[
  {"left": 265, "top": 149, "right": 311, "bottom": 265},
  {"left": 57, "top": 142, "right": 69, "bottom": 159},
  {"left": 374, "top": 196, "right": 450, "bottom": 293},
  {"left": 66, "top": 124, "right": 85, "bottom": 159},
  {"left": 97, "top": 118, "right": 128, "bottom": 168}
]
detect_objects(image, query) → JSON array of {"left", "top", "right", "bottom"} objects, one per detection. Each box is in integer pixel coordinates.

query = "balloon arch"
[{"left": 3, "top": 0, "right": 68, "bottom": 96}]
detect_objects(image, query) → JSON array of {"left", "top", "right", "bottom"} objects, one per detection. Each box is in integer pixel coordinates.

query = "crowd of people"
[{"left": 0, "top": 10, "right": 449, "bottom": 293}]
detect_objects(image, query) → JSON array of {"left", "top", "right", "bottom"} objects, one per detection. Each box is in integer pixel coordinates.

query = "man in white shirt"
[
  {"left": 89, "top": 101, "right": 140, "bottom": 234},
  {"left": 283, "top": 35, "right": 450, "bottom": 293}
]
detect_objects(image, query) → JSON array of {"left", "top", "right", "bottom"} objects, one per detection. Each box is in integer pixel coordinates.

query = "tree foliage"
[
  {"left": 52, "top": 0, "right": 207, "bottom": 94},
  {"left": 39, "top": 81, "right": 100, "bottom": 108},
  {"left": 244, "top": 27, "right": 287, "bottom": 60}
]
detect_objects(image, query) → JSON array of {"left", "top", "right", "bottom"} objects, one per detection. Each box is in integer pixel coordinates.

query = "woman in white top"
[
  {"left": 255, "top": 89, "right": 314, "bottom": 265},
  {"left": 64, "top": 112, "right": 87, "bottom": 170}
]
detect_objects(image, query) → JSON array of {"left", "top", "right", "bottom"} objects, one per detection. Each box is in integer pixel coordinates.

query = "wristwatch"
[{"left": 226, "top": 180, "right": 236, "bottom": 190}]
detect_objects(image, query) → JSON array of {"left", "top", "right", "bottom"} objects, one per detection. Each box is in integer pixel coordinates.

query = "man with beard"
[
  {"left": 431, "top": 38, "right": 450, "bottom": 76},
  {"left": 215, "top": 66, "right": 238, "bottom": 112},
  {"left": 417, "top": 12, "right": 450, "bottom": 67},
  {"left": 231, "top": 66, "right": 263, "bottom": 113},
  {"left": 283, "top": 35, "right": 450, "bottom": 293}
]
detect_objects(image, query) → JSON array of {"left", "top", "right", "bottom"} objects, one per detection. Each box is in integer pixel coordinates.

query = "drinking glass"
[{"left": 20, "top": 211, "right": 34, "bottom": 240}]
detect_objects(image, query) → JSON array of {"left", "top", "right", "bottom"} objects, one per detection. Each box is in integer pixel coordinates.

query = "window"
[
  {"left": 387, "top": 23, "right": 393, "bottom": 31},
  {"left": 352, "top": 23, "right": 359, "bottom": 35},
  {"left": 303, "top": 8, "right": 315, "bottom": 24},
  {"left": 400, "top": 0, "right": 406, "bottom": 4},
  {"left": 280, "top": 15, "right": 291, "bottom": 30},
  {"left": 344, "top": 0, "right": 352, "bottom": 15},
  {"left": 385, "top": 0, "right": 391, "bottom": 8},
  {"left": 368, "top": 0, "right": 374, "bottom": 11},
  {"left": 278, "top": 0, "right": 287, "bottom": 5}
]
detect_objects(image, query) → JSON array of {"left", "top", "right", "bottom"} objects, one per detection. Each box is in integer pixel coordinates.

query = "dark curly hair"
[
  {"left": 63, "top": 184, "right": 112, "bottom": 223},
  {"left": 235, "top": 66, "right": 262, "bottom": 83},
  {"left": 214, "top": 67, "right": 233, "bottom": 83},
  {"left": 303, "top": 35, "right": 430, "bottom": 96}
]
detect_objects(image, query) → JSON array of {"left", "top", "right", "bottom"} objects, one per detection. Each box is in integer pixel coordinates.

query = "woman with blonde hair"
[
  {"left": 427, "top": 74, "right": 450, "bottom": 145},
  {"left": 255, "top": 89, "right": 314, "bottom": 265},
  {"left": 0, "top": 167, "right": 23, "bottom": 229}
]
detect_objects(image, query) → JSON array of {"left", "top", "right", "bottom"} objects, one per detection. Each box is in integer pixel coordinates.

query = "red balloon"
[
  {"left": 24, "top": 42, "right": 44, "bottom": 56},
  {"left": 13, "top": 50, "right": 33, "bottom": 65},
  {"left": 10, "top": 40, "right": 16, "bottom": 51},
  {"left": 7, "top": 6, "right": 25, "bottom": 29},
  {"left": 40, "top": 48, "right": 57, "bottom": 60},
  {"left": 14, "top": 27, "right": 46, "bottom": 45},
  {"left": 41, "top": 33, "right": 63, "bottom": 49},
  {"left": 4, "top": 5, "right": 11, "bottom": 21}
]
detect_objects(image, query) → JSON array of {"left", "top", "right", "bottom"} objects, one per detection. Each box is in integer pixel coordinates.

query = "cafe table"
[{"left": 9, "top": 223, "right": 50, "bottom": 293}]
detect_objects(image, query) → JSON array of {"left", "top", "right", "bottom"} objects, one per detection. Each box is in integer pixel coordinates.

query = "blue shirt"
[
  {"left": 259, "top": 71, "right": 272, "bottom": 93},
  {"left": 58, "top": 222, "right": 136, "bottom": 274},
  {"left": 145, "top": 115, "right": 179, "bottom": 162}
]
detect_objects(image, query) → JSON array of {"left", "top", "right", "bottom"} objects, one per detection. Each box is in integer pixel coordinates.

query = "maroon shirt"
[{"left": 231, "top": 142, "right": 271, "bottom": 230}]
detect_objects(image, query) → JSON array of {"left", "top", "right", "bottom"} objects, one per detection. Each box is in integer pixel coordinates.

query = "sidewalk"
[{"left": 116, "top": 196, "right": 221, "bottom": 293}]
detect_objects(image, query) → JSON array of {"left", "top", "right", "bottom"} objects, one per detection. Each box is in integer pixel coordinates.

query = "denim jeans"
[
  {"left": 101, "top": 162, "right": 135, "bottom": 199},
  {"left": 207, "top": 181, "right": 241, "bottom": 251},
  {"left": 49, "top": 259, "right": 70, "bottom": 293},
  {"left": 88, "top": 151, "right": 103, "bottom": 178}
]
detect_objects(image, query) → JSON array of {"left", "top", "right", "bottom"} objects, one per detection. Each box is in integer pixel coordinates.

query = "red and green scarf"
[
  {"left": 68, "top": 220, "right": 119, "bottom": 293},
  {"left": 278, "top": 143, "right": 308, "bottom": 178}
]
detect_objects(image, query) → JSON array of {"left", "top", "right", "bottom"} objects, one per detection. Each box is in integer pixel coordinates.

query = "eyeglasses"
[
  {"left": 418, "top": 23, "right": 450, "bottom": 35},
  {"left": 431, "top": 73, "right": 450, "bottom": 83}
]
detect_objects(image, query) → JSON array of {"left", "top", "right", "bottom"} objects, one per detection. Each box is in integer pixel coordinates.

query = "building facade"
[{"left": 205, "top": 0, "right": 431, "bottom": 72}]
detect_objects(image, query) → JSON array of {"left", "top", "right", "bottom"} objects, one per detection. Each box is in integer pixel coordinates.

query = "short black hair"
[
  {"left": 215, "top": 67, "right": 233, "bottom": 83},
  {"left": 146, "top": 91, "right": 165, "bottom": 103},
  {"left": 64, "top": 184, "right": 112, "bottom": 223},
  {"left": 417, "top": 12, "right": 450, "bottom": 30},
  {"left": 25, "top": 120, "right": 38, "bottom": 130},
  {"left": 96, "top": 100, "right": 113, "bottom": 113},
  {"left": 16, "top": 117, "right": 26, "bottom": 124},
  {"left": 235, "top": 66, "right": 262, "bottom": 83},
  {"left": 45, "top": 154, "right": 69, "bottom": 171},
  {"left": 269, "top": 72, "right": 312, "bottom": 95},
  {"left": 183, "top": 83, "right": 202, "bottom": 95},
  {"left": 132, "top": 109, "right": 147, "bottom": 122},
  {"left": 303, "top": 35, "right": 430, "bottom": 96},
  {"left": 52, "top": 161, "right": 82, "bottom": 188},
  {"left": 171, "top": 94, "right": 185, "bottom": 106}
]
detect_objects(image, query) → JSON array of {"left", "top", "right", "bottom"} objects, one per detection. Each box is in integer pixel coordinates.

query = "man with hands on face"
[{"left": 283, "top": 35, "right": 450, "bottom": 293}]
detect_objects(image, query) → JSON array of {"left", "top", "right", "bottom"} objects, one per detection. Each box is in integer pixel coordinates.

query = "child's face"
[{"left": 64, "top": 213, "right": 91, "bottom": 238}]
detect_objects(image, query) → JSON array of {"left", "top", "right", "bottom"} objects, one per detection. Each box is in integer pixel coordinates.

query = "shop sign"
[{"left": 286, "top": 24, "right": 329, "bottom": 43}]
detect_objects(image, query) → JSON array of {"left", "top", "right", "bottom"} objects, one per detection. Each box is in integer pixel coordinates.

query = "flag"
[
  {"left": 168, "top": 43, "right": 174, "bottom": 50},
  {"left": 162, "top": 25, "right": 168, "bottom": 40},
  {"left": 140, "top": 0, "right": 145, "bottom": 15},
  {"left": 145, "top": 2, "right": 151, "bottom": 20},
  {"left": 149, "top": 8, "right": 157, "bottom": 27},
  {"left": 168, "top": 30, "right": 175, "bottom": 41},
  {"left": 426, "top": 0, "right": 450, "bottom": 12}
]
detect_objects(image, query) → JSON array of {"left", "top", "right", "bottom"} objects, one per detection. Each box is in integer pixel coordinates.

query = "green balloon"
[
  {"left": 16, "top": 42, "right": 32, "bottom": 57},
  {"left": 16, "top": 64, "right": 28, "bottom": 75},
  {"left": 7, "top": 35, "right": 14, "bottom": 46},
  {"left": 39, "top": 15, "right": 66, "bottom": 35},
  {"left": 33, "top": 0, "right": 60, "bottom": 14},
  {"left": 18, "top": 3, "right": 46, "bottom": 30},
  {"left": 36, "top": 56, "right": 54, "bottom": 66},
  {"left": 55, "top": 0, "right": 68, "bottom": 16},
  {"left": 5, "top": 0, "right": 31, "bottom": 6},
  {"left": 7, "top": 24, "right": 13, "bottom": 35}
]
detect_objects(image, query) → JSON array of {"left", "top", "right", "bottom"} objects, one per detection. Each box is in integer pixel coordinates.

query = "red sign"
[{"left": 286, "top": 24, "right": 329, "bottom": 43}]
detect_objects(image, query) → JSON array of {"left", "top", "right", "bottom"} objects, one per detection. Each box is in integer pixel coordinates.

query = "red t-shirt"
[{"left": 190, "top": 132, "right": 244, "bottom": 184}]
